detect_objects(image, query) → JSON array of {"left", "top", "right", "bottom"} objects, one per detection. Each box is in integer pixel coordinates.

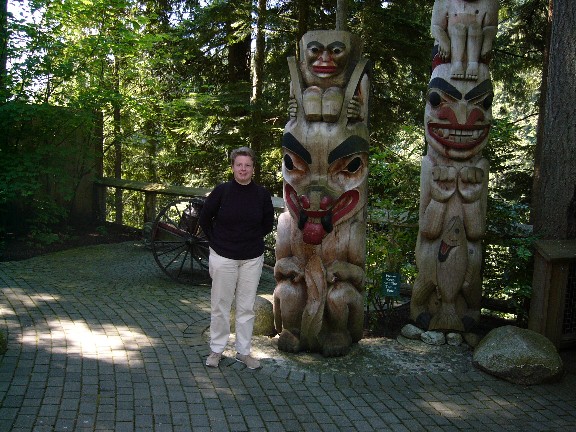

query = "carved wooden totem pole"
[
  {"left": 411, "top": 0, "right": 498, "bottom": 333},
  {"left": 273, "top": 30, "right": 370, "bottom": 357}
]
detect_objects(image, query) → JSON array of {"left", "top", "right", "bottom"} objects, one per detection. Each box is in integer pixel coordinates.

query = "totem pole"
[
  {"left": 273, "top": 30, "right": 370, "bottom": 357},
  {"left": 411, "top": 0, "right": 499, "bottom": 333}
]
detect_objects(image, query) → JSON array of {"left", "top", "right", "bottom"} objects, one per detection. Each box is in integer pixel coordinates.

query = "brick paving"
[{"left": 0, "top": 241, "right": 575, "bottom": 431}]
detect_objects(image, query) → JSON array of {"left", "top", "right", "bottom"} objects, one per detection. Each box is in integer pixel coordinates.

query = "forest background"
[{"left": 0, "top": 0, "right": 555, "bottom": 322}]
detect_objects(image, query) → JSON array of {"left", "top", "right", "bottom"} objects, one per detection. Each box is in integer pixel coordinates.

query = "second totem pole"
[{"left": 411, "top": 0, "right": 499, "bottom": 333}]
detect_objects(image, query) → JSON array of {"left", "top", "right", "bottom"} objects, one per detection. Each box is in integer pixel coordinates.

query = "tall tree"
[
  {"left": 250, "top": 0, "right": 266, "bottom": 183},
  {"left": 0, "top": 0, "right": 7, "bottom": 103},
  {"left": 531, "top": 0, "right": 576, "bottom": 239}
]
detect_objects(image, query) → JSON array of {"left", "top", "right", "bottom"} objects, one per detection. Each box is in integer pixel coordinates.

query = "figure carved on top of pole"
[
  {"left": 431, "top": 0, "right": 498, "bottom": 80},
  {"left": 273, "top": 30, "right": 370, "bottom": 357},
  {"left": 411, "top": 0, "right": 498, "bottom": 333}
]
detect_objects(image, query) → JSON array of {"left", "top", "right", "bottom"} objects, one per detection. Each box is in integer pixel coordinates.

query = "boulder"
[
  {"left": 231, "top": 295, "right": 275, "bottom": 336},
  {"left": 473, "top": 325, "right": 564, "bottom": 385},
  {"left": 463, "top": 332, "right": 481, "bottom": 348},
  {"left": 421, "top": 330, "right": 446, "bottom": 346},
  {"left": 446, "top": 332, "right": 463, "bottom": 346},
  {"left": 400, "top": 324, "right": 424, "bottom": 340}
]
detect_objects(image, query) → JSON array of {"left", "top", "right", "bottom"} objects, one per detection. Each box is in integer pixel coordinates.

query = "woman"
[{"left": 199, "top": 147, "right": 275, "bottom": 369}]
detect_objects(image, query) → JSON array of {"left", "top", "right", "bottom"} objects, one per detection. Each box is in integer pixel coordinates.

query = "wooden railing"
[
  {"left": 94, "top": 177, "right": 285, "bottom": 225},
  {"left": 93, "top": 177, "right": 524, "bottom": 317}
]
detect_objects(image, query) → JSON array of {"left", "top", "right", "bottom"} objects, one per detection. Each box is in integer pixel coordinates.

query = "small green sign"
[{"left": 381, "top": 272, "right": 400, "bottom": 297}]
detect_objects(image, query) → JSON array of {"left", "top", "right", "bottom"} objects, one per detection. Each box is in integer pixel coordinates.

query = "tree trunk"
[
  {"left": 531, "top": 0, "right": 552, "bottom": 227},
  {"left": 227, "top": 0, "right": 251, "bottom": 84},
  {"left": 531, "top": 0, "right": 576, "bottom": 240},
  {"left": 93, "top": 110, "right": 105, "bottom": 223},
  {"left": 296, "top": 0, "right": 309, "bottom": 56},
  {"left": 251, "top": 0, "right": 266, "bottom": 183},
  {"left": 0, "top": 0, "right": 7, "bottom": 103},
  {"left": 113, "top": 56, "right": 123, "bottom": 225},
  {"left": 336, "top": 0, "right": 348, "bottom": 31},
  {"left": 225, "top": 0, "right": 251, "bottom": 120}
]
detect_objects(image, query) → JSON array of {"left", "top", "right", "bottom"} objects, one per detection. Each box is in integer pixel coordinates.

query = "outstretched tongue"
[{"left": 302, "top": 221, "right": 326, "bottom": 245}]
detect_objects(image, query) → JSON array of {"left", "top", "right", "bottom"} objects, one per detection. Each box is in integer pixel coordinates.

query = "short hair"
[{"left": 230, "top": 147, "right": 255, "bottom": 165}]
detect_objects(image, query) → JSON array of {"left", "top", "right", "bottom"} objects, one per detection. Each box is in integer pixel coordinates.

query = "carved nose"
[
  {"left": 301, "top": 191, "right": 333, "bottom": 210},
  {"left": 320, "top": 196, "right": 333, "bottom": 210},
  {"left": 453, "top": 101, "right": 470, "bottom": 125}
]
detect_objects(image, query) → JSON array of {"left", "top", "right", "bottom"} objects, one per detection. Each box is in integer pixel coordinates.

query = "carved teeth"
[{"left": 432, "top": 127, "right": 482, "bottom": 143}]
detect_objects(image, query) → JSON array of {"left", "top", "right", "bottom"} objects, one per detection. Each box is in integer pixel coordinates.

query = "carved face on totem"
[
  {"left": 425, "top": 63, "right": 493, "bottom": 160},
  {"left": 281, "top": 132, "right": 368, "bottom": 245},
  {"left": 299, "top": 30, "right": 362, "bottom": 89}
]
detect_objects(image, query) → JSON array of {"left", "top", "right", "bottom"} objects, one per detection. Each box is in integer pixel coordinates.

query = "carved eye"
[
  {"left": 284, "top": 154, "right": 294, "bottom": 170},
  {"left": 346, "top": 157, "right": 362, "bottom": 173},
  {"left": 429, "top": 91, "right": 442, "bottom": 107},
  {"left": 483, "top": 92, "right": 494, "bottom": 110},
  {"left": 332, "top": 47, "right": 343, "bottom": 55}
]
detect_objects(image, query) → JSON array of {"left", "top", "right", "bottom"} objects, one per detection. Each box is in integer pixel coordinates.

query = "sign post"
[{"left": 381, "top": 272, "right": 400, "bottom": 298}]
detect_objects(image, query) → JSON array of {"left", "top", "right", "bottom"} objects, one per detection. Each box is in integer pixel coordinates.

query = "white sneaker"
[
  {"left": 206, "top": 351, "right": 222, "bottom": 367},
  {"left": 235, "top": 353, "right": 261, "bottom": 369}
]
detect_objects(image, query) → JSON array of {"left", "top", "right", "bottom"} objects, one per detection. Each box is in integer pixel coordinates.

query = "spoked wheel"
[{"left": 151, "top": 198, "right": 210, "bottom": 284}]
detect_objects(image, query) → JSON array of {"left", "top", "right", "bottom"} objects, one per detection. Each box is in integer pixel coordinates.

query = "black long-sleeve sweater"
[{"left": 199, "top": 180, "right": 275, "bottom": 260}]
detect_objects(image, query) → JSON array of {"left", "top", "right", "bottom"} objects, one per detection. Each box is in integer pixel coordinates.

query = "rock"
[
  {"left": 401, "top": 324, "right": 423, "bottom": 340},
  {"left": 446, "top": 332, "right": 463, "bottom": 346},
  {"left": 473, "top": 325, "right": 564, "bottom": 385},
  {"left": 463, "top": 332, "right": 481, "bottom": 348},
  {"left": 421, "top": 331, "right": 446, "bottom": 346},
  {"left": 231, "top": 295, "right": 275, "bottom": 336}
]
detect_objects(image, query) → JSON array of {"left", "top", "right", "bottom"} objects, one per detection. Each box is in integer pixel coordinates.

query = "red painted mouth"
[
  {"left": 438, "top": 240, "right": 454, "bottom": 263},
  {"left": 284, "top": 184, "right": 360, "bottom": 245},
  {"left": 313, "top": 65, "right": 337, "bottom": 75}
]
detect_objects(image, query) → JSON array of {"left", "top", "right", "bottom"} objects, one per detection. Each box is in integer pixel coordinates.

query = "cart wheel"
[{"left": 151, "top": 198, "right": 210, "bottom": 284}]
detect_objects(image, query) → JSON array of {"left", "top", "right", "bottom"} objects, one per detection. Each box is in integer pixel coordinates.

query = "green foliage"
[
  {"left": 494, "top": 0, "right": 547, "bottom": 110},
  {"left": 0, "top": 102, "right": 94, "bottom": 243},
  {"left": 483, "top": 196, "right": 535, "bottom": 322},
  {"left": 365, "top": 146, "right": 420, "bottom": 313},
  {"left": 2, "top": 0, "right": 548, "bottom": 316},
  {"left": 482, "top": 114, "right": 537, "bottom": 321}
]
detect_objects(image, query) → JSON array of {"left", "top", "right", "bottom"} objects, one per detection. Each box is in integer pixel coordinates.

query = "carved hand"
[
  {"left": 347, "top": 96, "right": 363, "bottom": 121},
  {"left": 288, "top": 97, "right": 298, "bottom": 118},
  {"left": 430, "top": 165, "right": 457, "bottom": 202},
  {"left": 326, "top": 260, "right": 364, "bottom": 288},
  {"left": 481, "top": 26, "right": 498, "bottom": 60},
  {"left": 274, "top": 257, "right": 304, "bottom": 283},
  {"left": 432, "top": 26, "right": 451, "bottom": 61},
  {"left": 458, "top": 166, "right": 485, "bottom": 203}
]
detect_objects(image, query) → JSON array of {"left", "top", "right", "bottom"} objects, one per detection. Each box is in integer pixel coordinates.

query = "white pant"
[{"left": 208, "top": 248, "right": 264, "bottom": 355}]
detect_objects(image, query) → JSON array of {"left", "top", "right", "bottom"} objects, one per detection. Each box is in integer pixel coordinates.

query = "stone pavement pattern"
[{"left": 0, "top": 241, "right": 575, "bottom": 431}]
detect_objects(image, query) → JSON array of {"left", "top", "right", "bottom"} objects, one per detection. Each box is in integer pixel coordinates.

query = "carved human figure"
[
  {"left": 411, "top": 62, "right": 492, "bottom": 332},
  {"left": 274, "top": 30, "right": 370, "bottom": 357},
  {"left": 431, "top": 0, "right": 498, "bottom": 80},
  {"left": 289, "top": 30, "right": 367, "bottom": 123}
]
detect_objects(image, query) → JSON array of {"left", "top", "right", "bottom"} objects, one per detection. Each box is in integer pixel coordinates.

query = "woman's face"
[{"left": 232, "top": 155, "right": 254, "bottom": 185}]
